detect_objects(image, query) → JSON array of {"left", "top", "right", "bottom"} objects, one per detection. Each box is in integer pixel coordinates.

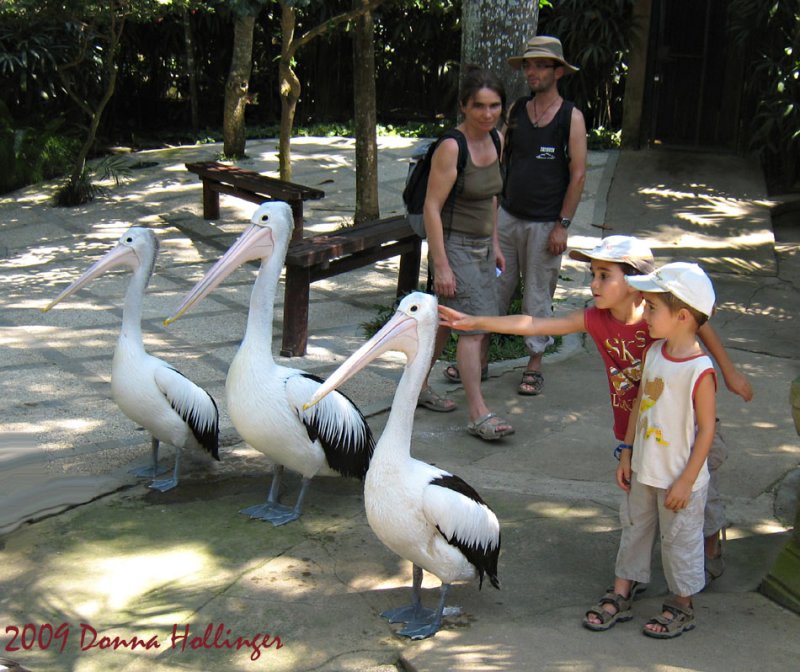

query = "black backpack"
[{"left": 403, "top": 128, "right": 501, "bottom": 238}]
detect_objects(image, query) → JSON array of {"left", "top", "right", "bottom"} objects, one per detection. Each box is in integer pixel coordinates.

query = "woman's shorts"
[{"left": 432, "top": 231, "right": 498, "bottom": 334}]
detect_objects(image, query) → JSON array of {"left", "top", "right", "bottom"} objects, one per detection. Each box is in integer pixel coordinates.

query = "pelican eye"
[
  {"left": 126, "top": 237, "right": 133, "bottom": 243},
  {"left": 260, "top": 214, "right": 270, "bottom": 222},
  {"left": 410, "top": 305, "right": 419, "bottom": 313}
]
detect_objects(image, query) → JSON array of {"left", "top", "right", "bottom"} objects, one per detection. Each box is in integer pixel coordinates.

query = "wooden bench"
[
  {"left": 281, "top": 215, "right": 421, "bottom": 357},
  {"left": 185, "top": 161, "right": 324, "bottom": 241}
]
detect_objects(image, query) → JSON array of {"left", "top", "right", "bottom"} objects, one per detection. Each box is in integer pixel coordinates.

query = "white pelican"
[
  {"left": 306, "top": 292, "right": 500, "bottom": 639},
  {"left": 42, "top": 227, "right": 220, "bottom": 492},
  {"left": 165, "top": 201, "right": 374, "bottom": 526}
]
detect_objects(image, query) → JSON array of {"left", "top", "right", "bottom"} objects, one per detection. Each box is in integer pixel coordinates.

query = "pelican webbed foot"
[
  {"left": 240, "top": 502, "right": 300, "bottom": 526},
  {"left": 149, "top": 477, "right": 178, "bottom": 492},
  {"left": 130, "top": 436, "right": 169, "bottom": 478}
]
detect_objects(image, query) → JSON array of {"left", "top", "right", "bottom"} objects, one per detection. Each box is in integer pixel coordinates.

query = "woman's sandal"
[
  {"left": 642, "top": 598, "right": 695, "bottom": 639},
  {"left": 582, "top": 589, "right": 634, "bottom": 631},
  {"left": 443, "top": 364, "right": 488, "bottom": 384},
  {"left": 518, "top": 370, "right": 544, "bottom": 395},
  {"left": 467, "top": 412, "right": 514, "bottom": 441},
  {"left": 417, "top": 386, "right": 457, "bottom": 413}
]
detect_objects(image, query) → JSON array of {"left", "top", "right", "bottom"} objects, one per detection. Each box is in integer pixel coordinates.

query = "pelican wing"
[
  {"left": 423, "top": 474, "right": 501, "bottom": 589},
  {"left": 154, "top": 365, "right": 220, "bottom": 459},
  {"left": 285, "top": 372, "right": 374, "bottom": 479}
]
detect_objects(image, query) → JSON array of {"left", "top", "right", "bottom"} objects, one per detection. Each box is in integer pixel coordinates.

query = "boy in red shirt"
[{"left": 438, "top": 236, "right": 752, "bottom": 582}]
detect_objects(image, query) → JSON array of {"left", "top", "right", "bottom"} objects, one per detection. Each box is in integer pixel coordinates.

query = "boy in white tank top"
[{"left": 584, "top": 262, "right": 717, "bottom": 639}]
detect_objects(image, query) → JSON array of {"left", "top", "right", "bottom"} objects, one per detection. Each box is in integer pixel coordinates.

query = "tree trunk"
[
  {"left": 461, "top": 0, "right": 539, "bottom": 108},
  {"left": 278, "top": 2, "right": 300, "bottom": 181},
  {"left": 183, "top": 8, "right": 200, "bottom": 133},
  {"left": 67, "top": 15, "right": 125, "bottom": 187},
  {"left": 223, "top": 13, "right": 256, "bottom": 158},
  {"left": 352, "top": 2, "right": 379, "bottom": 224},
  {"left": 621, "top": 0, "right": 653, "bottom": 149}
]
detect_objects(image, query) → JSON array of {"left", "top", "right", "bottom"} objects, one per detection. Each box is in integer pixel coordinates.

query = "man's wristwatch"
[{"left": 559, "top": 217, "right": 571, "bottom": 229}]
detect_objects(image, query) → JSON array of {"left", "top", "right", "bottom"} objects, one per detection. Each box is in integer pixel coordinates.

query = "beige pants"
[
  {"left": 704, "top": 419, "right": 729, "bottom": 538},
  {"left": 615, "top": 474, "right": 708, "bottom": 597}
]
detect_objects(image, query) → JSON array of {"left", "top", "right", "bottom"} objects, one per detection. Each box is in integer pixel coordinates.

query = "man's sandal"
[
  {"left": 518, "top": 370, "right": 544, "bottom": 395},
  {"left": 642, "top": 598, "right": 695, "bottom": 639},
  {"left": 467, "top": 412, "right": 514, "bottom": 441},
  {"left": 417, "top": 386, "right": 457, "bottom": 413},
  {"left": 582, "top": 590, "right": 634, "bottom": 631},
  {"left": 443, "top": 364, "right": 488, "bottom": 383}
]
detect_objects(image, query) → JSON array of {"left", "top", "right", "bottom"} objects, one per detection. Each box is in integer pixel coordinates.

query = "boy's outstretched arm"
[
  {"left": 698, "top": 322, "right": 753, "bottom": 401},
  {"left": 438, "top": 305, "right": 585, "bottom": 337}
]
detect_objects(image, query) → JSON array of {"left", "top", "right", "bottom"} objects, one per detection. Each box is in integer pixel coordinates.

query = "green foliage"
[
  {"left": 728, "top": 0, "right": 799, "bottom": 192},
  {"left": 587, "top": 126, "right": 621, "bottom": 150},
  {"left": 538, "top": 0, "right": 633, "bottom": 130},
  {"left": 0, "top": 112, "right": 81, "bottom": 194},
  {"left": 52, "top": 154, "right": 132, "bottom": 206}
]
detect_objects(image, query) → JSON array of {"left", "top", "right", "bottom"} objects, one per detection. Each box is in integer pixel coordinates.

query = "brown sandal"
[
  {"left": 518, "top": 370, "right": 544, "bottom": 395},
  {"left": 417, "top": 386, "right": 457, "bottom": 413},
  {"left": 642, "top": 598, "right": 695, "bottom": 639},
  {"left": 582, "top": 590, "right": 634, "bottom": 631}
]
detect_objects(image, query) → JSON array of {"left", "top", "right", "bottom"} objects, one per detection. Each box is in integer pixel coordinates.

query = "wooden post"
[
  {"left": 280, "top": 266, "right": 311, "bottom": 357},
  {"left": 202, "top": 181, "right": 220, "bottom": 220}
]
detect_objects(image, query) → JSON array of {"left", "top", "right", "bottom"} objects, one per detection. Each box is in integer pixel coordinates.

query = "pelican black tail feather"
[
  {"left": 431, "top": 474, "right": 501, "bottom": 590},
  {"left": 167, "top": 367, "right": 221, "bottom": 460},
  {"left": 300, "top": 372, "right": 375, "bottom": 479}
]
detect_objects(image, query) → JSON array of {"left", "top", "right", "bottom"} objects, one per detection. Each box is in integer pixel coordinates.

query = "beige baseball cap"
[{"left": 568, "top": 235, "right": 655, "bottom": 274}]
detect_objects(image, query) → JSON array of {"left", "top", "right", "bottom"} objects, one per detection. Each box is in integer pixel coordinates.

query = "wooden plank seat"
[
  {"left": 281, "top": 215, "right": 422, "bottom": 357},
  {"left": 185, "top": 161, "right": 324, "bottom": 241}
]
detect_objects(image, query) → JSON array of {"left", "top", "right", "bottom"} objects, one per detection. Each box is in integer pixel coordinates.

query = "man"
[{"left": 499, "top": 35, "right": 587, "bottom": 395}]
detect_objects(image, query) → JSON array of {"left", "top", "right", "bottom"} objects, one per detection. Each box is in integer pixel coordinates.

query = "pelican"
[
  {"left": 42, "top": 227, "right": 220, "bottom": 492},
  {"left": 306, "top": 292, "right": 500, "bottom": 639},
  {"left": 164, "top": 202, "right": 374, "bottom": 526}
]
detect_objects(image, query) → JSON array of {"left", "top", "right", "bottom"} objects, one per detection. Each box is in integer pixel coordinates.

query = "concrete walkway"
[{"left": 0, "top": 138, "right": 798, "bottom": 672}]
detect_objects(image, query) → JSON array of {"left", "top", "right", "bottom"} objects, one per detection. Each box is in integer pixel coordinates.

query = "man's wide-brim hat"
[{"left": 508, "top": 35, "right": 579, "bottom": 74}]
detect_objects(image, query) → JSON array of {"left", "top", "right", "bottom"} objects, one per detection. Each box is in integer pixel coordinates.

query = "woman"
[{"left": 418, "top": 66, "right": 514, "bottom": 441}]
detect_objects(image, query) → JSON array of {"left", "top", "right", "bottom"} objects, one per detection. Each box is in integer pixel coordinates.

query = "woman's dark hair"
[{"left": 459, "top": 65, "right": 506, "bottom": 115}]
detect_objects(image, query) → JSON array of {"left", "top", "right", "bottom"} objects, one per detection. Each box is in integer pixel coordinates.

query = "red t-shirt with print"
[{"left": 584, "top": 306, "right": 652, "bottom": 440}]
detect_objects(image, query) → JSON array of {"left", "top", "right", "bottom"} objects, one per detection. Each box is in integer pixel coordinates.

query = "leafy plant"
[
  {"left": 53, "top": 154, "right": 132, "bottom": 206},
  {"left": 538, "top": 0, "right": 633, "bottom": 130},
  {"left": 728, "top": 0, "right": 799, "bottom": 192}
]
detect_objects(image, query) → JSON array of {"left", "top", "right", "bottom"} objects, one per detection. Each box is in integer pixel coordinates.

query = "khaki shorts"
[{"left": 432, "top": 232, "right": 498, "bottom": 334}]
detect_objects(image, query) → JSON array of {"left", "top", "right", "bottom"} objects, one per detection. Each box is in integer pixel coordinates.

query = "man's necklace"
[{"left": 532, "top": 96, "right": 561, "bottom": 128}]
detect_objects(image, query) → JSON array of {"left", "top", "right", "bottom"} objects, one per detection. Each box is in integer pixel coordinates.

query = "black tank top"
[{"left": 501, "top": 99, "right": 573, "bottom": 221}]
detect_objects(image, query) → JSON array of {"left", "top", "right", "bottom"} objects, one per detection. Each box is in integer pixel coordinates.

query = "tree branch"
[{"left": 291, "top": 0, "right": 384, "bottom": 54}]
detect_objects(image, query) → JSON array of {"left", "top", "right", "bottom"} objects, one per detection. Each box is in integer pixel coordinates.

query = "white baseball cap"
[
  {"left": 625, "top": 262, "right": 716, "bottom": 317},
  {"left": 569, "top": 235, "right": 655, "bottom": 274}
]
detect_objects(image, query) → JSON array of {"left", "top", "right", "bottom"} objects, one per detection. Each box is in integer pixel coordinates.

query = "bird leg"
[
  {"left": 149, "top": 445, "right": 181, "bottom": 492},
  {"left": 129, "top": 436, "right": 169, "bottom": 478},
  {"left": 382, "top": 565, "right": 435, "bottom": 624},
  {"left": 397, "top": 583, "right": 451, "bottom": 640},
  {"left": 240, "top": 466, "right": 305, "bottom": 526}
]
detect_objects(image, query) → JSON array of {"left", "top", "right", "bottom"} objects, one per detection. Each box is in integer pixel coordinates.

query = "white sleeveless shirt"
[{"left": 632, "top": 340, "right": 716, "bottom": 491}]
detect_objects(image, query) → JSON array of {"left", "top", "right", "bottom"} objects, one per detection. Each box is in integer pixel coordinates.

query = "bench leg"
[
  {"left": 202, "top": 181, "right": 221, "bottom": 220},
  {"left": 281, "top": 266, "right": 310, "bottom": 358},
  {"left": 397, "top": 238, "right": 422, "bottom": 296}
]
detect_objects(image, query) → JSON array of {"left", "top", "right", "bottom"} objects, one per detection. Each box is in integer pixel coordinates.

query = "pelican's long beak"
[
  {"left": 41, "top": 244, "right": 139, "bottom": 313},
  {"left": 305, "top": 309, "right": 419, "bottom": 409},
  {"left": 165, "top": 224, "right": 275, "bottom": 325}
]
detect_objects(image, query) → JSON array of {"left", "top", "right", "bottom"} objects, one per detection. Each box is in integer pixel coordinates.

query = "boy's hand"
[
  {"left": 664, "top": 478, "right": 692, "bottom": 511},
  {"left": 438, "top": 305, "right": 475, "bottom": 330},
  {"left": 615, "top": 458, "right": 632, "bottom": 493},
  {"left": 723, "top": 367, "right": 753, "bottom": 402}
]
